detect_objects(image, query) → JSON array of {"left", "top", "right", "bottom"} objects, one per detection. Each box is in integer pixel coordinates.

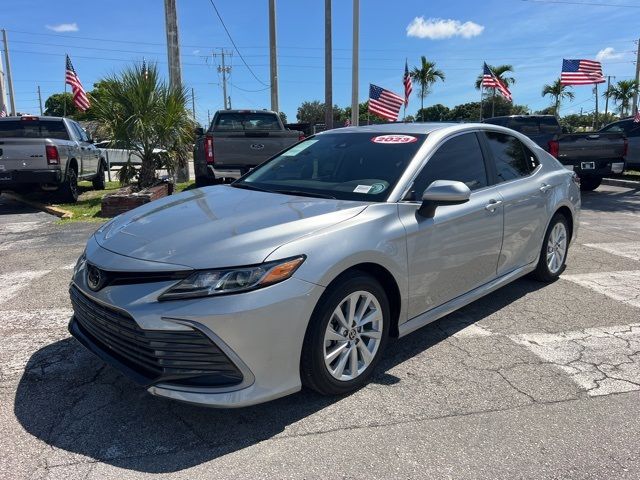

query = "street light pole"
[
  {"left": 324, "top": 0, "right": 333, "bottom": 129},
  {"left": 350, "top": 0, "right": 359, "bottom": 126},
  {"left": 268, "top": 0, "right": 279, "bottom": 113},
  {"left": 2, "top": 29, "right": 16, "bottom": 115}
]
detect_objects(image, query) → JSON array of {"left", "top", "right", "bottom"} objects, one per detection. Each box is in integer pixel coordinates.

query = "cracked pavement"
[{"left": 1, "top": 185, "right": 640, "bottom": 479}]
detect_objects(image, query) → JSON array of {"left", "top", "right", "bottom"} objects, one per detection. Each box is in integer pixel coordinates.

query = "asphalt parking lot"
[{"left": 1, "top": 184, "right": 639, "bottom": 479}]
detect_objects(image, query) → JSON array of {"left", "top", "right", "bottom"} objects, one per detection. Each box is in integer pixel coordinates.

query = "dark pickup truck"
[
  {"left": 483, "top": 115, "right": 626, "bottom": 191},
  {"left": 194, "top": 110, "right": 304, "bottom": 186}
]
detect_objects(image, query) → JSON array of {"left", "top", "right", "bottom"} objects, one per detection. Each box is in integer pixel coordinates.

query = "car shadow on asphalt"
[
  {"left": 14, "top": 277, "right": 548, "bottom": 473},
  {"left": 581, "top": 187, "right": 639, "bottom": 213}
]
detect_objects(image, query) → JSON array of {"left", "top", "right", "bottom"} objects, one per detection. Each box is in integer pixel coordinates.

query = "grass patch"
[
  {"left": 608, "top": 169, "right": 640, "bottom": 182},
  {"left": 175, "top": 180, "right": 195, "bottom": 193},
  {"left": 55, "top": 181, "right": 122, "bottom": 223}
]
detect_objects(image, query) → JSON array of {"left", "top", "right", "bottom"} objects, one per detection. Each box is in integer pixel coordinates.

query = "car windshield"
[{"left": 234, "top": 132, "right": 427, "bottom": 202}]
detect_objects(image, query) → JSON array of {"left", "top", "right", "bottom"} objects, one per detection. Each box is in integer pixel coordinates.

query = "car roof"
[
  {"left": 318, "top": 122, "right": 460, "bottom": 135},
  {"left": 0, "top": 115, "right": 67, "bottom": 121}
]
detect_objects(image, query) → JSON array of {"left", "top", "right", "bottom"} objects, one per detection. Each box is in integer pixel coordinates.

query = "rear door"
[
  {"left": 480, "top": 130, "right": 548, "bottom": 275},
  {"left": 70, "top": 121, "right": 99, "bottom": 177},
  {"left": 400, "top": 132, "right": 504, "bottom": 318}
]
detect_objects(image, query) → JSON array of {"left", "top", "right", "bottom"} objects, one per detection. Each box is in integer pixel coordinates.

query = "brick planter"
[{"left": 100, "top": 183, "right": 169, "bottom": 217}]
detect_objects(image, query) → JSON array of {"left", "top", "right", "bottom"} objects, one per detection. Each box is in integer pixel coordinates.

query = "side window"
[
  {"left": 71, "top": 122, "right": 88, "bottom": 142},
  {"left": 601, "top": 122, "right": 624, "bottom": 133},
  {"left": 412, "top": 133, "right": 488, "bottom": 197},
  {"left": 625, "top": 123, "right": 640, "bottom": 138},
  {"left": 484, "top": 131, "right": 535, "bottom": 182}
]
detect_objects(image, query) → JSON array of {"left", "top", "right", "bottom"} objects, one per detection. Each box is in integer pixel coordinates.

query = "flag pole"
[
  {"left": 63, "top": 54, "right": 67, "bottom": 117},
  {"left": 479, "top": 64, "right": 484, "bottom": 121}
]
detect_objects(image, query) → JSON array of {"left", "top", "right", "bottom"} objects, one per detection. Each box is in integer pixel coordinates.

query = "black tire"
[
  {"left": 195, "top": 174, "right": 210, "bottom": 187},
  {"left": 92, "top": 161, "right": 106, "bottom": 190},
  {"left": 300, "top": 272, "right": 390, "bottom": 396},
  {"left": 579, "top": 176, "right": 602, "bottom": 191},
  {"left": 58, "top": 166, "right": 79, "bottom": 203},
  {"left": 532, "top": 213, "right": 570, "bottom": 282}
]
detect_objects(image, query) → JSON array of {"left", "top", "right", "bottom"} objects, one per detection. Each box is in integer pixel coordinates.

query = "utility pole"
[
  {"left": 324, "top": 0, "right": 333, "bottom": 129},
  {"left": 215, "top": 50, "right": 231, "bottom": 110},
  {"left": 2, "top": 29, "right": 16, "bottom": 115},
  {"left": 593, "top": 83, "right": 599, "bottom": 130},
  {"left": 207, "top": 109, "right": 211, "bottom": 126},
  {"left": 268, "top": 0, "right": 279, "bottom": 113},
  {"left": 350, "top": 0, "right": 359, "bottom": 126},
  {"left": 604, "top": 75, "right": 614, "bottom": 119},
  {"left": 633, "top": 38, "right": 640, "bottom": 116},
  {"left": 0, "top": 50, "right": 8, "bottom": 115},
  {"left": 191, "top": 87, "right": 195, "bottom": 119},
  {"left": 37, "top": 85, "right": 43, "bottom": 115},
  {"left": 164, "top": 0, "right": 182, "bottom": 89}
]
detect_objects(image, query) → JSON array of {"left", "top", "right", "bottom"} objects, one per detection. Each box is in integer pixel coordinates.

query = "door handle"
[
  {"left": 540, "top": 183, "right": 553, "bottom": 193},
  {"left": 485, "top": 199, "right": 502, "bottom": 212}
]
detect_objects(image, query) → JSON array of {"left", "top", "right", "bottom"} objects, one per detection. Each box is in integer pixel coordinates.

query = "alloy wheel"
[
  {"left": 546, "top": 222, "right": 567, "bottom": 274},
  {"left": 323, "top": 290, "right": 383, "bottom": 381}
]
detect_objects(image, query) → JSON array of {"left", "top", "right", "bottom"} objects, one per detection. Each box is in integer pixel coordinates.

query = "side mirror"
[{"left": 418, "top": 180, "right": 471, "bottom": 217}]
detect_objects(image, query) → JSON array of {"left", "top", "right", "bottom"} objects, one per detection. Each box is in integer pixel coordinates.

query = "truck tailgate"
[
  {"left": 557, "top": 133, "right": 625, "bottom": 162},
  {"left": 0, "top": 139, "right": 50, "bottom": 172},
  {"left": 212, "top": 133, "right": 298, "bottom": 168}
]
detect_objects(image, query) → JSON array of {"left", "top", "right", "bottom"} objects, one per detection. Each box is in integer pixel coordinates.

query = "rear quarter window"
[{"left": 213, "top": 112, "right": 281, "bottom": 131}]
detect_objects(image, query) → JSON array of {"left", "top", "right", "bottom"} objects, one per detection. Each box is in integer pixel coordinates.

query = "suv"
[{"left": 0, "top": 116, "right": 106, "bottom": 202}]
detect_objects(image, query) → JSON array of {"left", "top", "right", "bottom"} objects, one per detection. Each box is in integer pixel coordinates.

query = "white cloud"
[
  {"left": 46, "top": 23, "right": 79, "bottom": 33},
  {"left": 596, "top": 47, "right": 623, "bottom": 62},
  {"left": 406, "top": 17, "right": 484, "bottom": 40},
  {"left": 192, "top": 49, "right": 201, "bottom": 55}
]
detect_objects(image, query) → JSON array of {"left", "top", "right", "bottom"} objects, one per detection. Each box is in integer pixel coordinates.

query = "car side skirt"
[{"left": 398, "top": 262, "right": 537, "bottom": 338}]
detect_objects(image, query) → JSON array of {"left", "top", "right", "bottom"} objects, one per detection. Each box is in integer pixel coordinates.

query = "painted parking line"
[
  {"left": 562, "top": 270, "right": 640, "bottom": 309},
  {"left": 512, "top": 323, "right": 640, "bottom": 396},
  {"left": 0, "top": 271, "right": 50, "bottom": 304},
  {"left": 584, "top": 242, "right": 640, "bottom": 263}
]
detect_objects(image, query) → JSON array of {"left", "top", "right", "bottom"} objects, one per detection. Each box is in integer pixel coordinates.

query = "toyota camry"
[{"left": 69, "top": 123, "right": 580, "bottom": 407}]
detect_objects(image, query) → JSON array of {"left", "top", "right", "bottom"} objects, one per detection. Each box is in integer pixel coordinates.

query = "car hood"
[{"left": 93, "top": 185, "right": 368, "bottom": 269}]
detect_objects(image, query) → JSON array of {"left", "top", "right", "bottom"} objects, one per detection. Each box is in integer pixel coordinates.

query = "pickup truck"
[
  {"left": 0, "top": 116, "right": 106, "bottom": 202},
  {"left": 194, "top": 109, "right": 303, "bottom": 186},
  {"left": 599, "top": 117, "right": 640, "bottom": 169},
  {"left": 483, "top": 115, "right": 626, "bottom": 191}
]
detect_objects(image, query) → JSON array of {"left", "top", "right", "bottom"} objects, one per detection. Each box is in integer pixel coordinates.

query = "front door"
[{"left": 398, "top": 132, "right": 504, "bottom": 319}]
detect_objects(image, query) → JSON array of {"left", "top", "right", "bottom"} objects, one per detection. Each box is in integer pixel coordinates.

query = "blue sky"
[{"left": 2, "top": 0, "right": 638, "bottom": 125}]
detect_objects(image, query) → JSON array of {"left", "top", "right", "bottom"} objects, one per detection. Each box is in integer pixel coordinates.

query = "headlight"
[{"left": 159, "top": 255, "right": 306, "bottom": 300}]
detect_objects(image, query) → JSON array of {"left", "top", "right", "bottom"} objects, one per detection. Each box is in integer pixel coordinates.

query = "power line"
[
  {"left": 229, "top": 82, "right": 270, "bottom": 92},
  {"left": 207, "top": 0, "right": 269, "bottom": 87},
  {"left": 521, "top": 0, "right": 640, "bottom": 7}
]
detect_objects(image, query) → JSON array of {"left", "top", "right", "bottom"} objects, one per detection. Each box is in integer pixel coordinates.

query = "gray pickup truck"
[
  {"left": 483, "top": 115, "right": 626, "bottom": 191},
  {"left": 0, "top": 116, "right": 106, "bottom": 202},
  {"left": 194, "top": 110, "right": 303, "bottom": 186}
]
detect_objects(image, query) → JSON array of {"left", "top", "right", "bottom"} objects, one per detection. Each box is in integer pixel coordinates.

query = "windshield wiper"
[
  {"left": 273, "top": 189, "right": 336, "bottom": 199},
  {"left": 231, "top": 183, "right": 272, "bottom": 193}
]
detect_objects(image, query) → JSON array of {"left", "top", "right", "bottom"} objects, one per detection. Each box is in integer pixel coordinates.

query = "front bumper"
[
  {"left": 0, "top": 169, "right": 62, "bottom": 188},
  {"left": 69, "top": 244, "right": 324, "bottom": 407}
]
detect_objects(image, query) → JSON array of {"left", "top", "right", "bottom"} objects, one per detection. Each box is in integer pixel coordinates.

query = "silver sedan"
[{"left": 69, "top": 123, "right": 580, "bottom": 407}]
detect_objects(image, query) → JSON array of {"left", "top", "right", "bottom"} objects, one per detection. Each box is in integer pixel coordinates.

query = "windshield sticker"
[
  {"left": 353, "top": 185, "right": 373, "bottom": 194},
  {"left": 368, "top": 183, "right": 387, "bottom": 194},
  {"left": 371, "top": 135, "right": 418, "bottom": 144},
  {"left": 281, "top": 139, "right": 318, "bottom": 156}
]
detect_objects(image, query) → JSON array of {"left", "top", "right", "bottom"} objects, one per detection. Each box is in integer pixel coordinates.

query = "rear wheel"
[
  {"left": 92, "top": 161, "right": 106, "bottom": 190},
  {"left": 532, "top": 213, "right": 569, "bottom": 282},
  {"left": 195, "top": 174, "right": 211, "bottom": 187},
  {"left": 579, "top": 176, "right": 602, "bottom": 191},
  {"left": 58, "top": 167, "right": 79, "bottom": 203},
  {"left": 301, "top": 273, "right": 390, "bottom": 396}
]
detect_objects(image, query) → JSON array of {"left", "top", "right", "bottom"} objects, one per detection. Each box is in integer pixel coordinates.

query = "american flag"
[
  {"left": 482, "top": 63, "right": 512, "bottom": 102},
  {"left": 65, "top": 55, "right": 90, "bottom": 111},
  {"left": 0, "top": 103, "right": 7, "bottom": 117},
  {"left": 368, "top": 84, "right": 404, "bottom": 122},
  {"left": 403, "top": 60, "right": 412, "bottom": 106},
  {"left": 560, "top": 59, "right": 605, "bottom": 86}
]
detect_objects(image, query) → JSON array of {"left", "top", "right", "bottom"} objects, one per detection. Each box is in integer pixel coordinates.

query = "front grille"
[{"left": 70, "top": 285, "right": 243, "bottom": 387}]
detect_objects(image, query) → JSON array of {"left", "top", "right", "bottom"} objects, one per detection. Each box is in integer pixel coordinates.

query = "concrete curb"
[{"left": 3, "top": 193, "right": 74, "bottom": 219}]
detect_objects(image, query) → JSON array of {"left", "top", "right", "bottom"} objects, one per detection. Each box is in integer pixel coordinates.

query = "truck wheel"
[
  {"left": 58, "top": 167, "right": 79, "bottom": 203},
  {"left": 92, "top": 161, "right": 106, "bottom": 190},
  {"left": 195, "top": 174, "right": 210, "bottom": 187},
  {"left": 579, "top": 176, "right": 602, "bottom": 191}
]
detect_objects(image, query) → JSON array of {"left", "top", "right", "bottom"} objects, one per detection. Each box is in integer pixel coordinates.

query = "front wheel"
[
  {"left": 92, "top": 161, "right": 106, "bottom": 190},
  {"left": 579, "top": 176, "right": 602, "bottom": 191},
  {"left": 301, "top": 273, "right": 390, "bottom": 396},
  {"left": 532, "top": 213, "right": 570, "bottom": 282}
]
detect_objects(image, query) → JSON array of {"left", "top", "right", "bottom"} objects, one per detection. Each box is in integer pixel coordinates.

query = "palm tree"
[
  {"left": 475, "top": 64, "right": 515, "bottom": 117},
  {"left": 541, "top": 79, "right": 574, "bottom": 116},
  {"left": 93, "top": 63, "right": 195, "bottom": 187},
  {"left": 604, "top": 79, "right": 638, "bottom": 117},
  {"left": 410, "top": 56, "right": 445, "bottom": 121}
]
